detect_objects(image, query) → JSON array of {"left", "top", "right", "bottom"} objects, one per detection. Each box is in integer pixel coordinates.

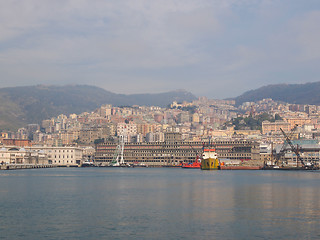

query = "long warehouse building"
[{"left": 95, "top": 133, "right": 260, "bottom": 166}]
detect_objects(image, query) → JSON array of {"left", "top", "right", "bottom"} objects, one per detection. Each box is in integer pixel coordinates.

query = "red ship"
[{"left": 182, "top": 156, "right": 201, "bottom": 169}]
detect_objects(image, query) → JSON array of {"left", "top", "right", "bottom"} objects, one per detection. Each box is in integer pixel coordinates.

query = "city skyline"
[{"left": 1, "top": 0, "right": 320, "bottom": 98}]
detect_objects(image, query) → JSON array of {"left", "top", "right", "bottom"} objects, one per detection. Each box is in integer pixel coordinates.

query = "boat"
[
  {"left": 132, "top": 162, "right": 148, "bottom": 167},
  {"left": 182, "top": 156, "right": 201, "bottom": 169},
  {"left": 201, "top": 146, "right": 220, "bottom": 170},
  {"left": 262, "top": 165, "right": 319, "bottom": 170},
  {"left": 81, "top": 161, "right": 95, "bottom": 167}
]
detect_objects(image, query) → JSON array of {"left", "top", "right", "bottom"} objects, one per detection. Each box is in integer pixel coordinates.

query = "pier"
[{"left": 0, "top": 164, "right": 57, "bottom": 170}]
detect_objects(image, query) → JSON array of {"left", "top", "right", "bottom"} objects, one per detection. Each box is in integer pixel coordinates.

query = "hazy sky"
[{"left": 1, "top": 0, "right": 320, "bottom": 98}]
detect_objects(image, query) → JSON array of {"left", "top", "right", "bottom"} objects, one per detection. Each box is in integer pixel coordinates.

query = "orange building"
[{"left": 2, "top": 139, "right": 32, "bottom": 147}]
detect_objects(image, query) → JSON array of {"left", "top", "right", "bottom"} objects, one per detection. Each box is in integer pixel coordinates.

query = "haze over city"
[{"left": 1, "top": 0, "right": 320, "bottom": 98}]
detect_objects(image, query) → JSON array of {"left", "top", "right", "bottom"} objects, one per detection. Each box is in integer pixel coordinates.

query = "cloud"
[
  {"left": 291, "top": 11, "right": 320, "bottom": 62},
  {"left": 0, "top": 0, "right": 320, "bottom": 98},
  {"left": 0, "top": 0, "right": 222, "bottom": 70}
]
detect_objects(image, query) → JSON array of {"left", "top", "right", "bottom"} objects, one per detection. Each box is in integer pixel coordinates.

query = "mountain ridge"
[
  {"left": 0, "top": 85, "right": 196, "bottom": 131},
  {"left": 233, "top": 81, "right": 320, "bottom": 105}
]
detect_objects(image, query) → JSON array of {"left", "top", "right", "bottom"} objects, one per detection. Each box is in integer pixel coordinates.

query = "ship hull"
[
  {"left": 182, "top": 163, "right": 201, "bottom": 169},
  {"left": 201, "top": 158, "right": 220, "bottom": 170}
]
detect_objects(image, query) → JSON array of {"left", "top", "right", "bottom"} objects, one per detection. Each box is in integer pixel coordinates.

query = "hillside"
[
  {"left": 0, "top": 85, "right": 196, "bottom": 131},
  {"left": 234, "top": 82, "right": 320, "bottom": 105}
]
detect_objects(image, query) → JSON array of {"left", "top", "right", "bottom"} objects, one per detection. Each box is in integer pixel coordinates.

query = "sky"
[{"left": 0, "top": 0, "right": 320, "bottom": 99}]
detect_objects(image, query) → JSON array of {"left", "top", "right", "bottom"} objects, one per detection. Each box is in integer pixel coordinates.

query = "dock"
[
  {"left": 220, "top": 166, "right": 262, "bottom": 170},
  {"left": 0, "top": 164, "right": 57, "bottom": 170}
]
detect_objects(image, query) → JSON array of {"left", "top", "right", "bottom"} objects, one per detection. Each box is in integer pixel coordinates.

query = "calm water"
[{"left": 0, "top": 168, "right": 320, "bottom": 240}]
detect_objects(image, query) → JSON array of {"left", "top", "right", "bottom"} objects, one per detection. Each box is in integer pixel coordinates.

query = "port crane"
[
  {"left": 110, "top": 135, "right": 125, "bottom": 166},
  {"left": 187, "top": 142, "right": 201, "bottom": 162},
  {"left": 279, "top": 127, "right": 305, "bottom": 167},
  {"left": 275, "top": 125, "right": 298, "bottom": 165}
]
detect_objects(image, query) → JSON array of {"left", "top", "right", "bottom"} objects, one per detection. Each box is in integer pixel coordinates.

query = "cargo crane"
[
  {"left": 280, "top": 127, "right": 305, "bottom": 167},
  {"left": 189, "top": 142, "right": 200, "bottom": 158},
  {"left": 275, "top": 125, "right": 298, "bottom": 165},
  {"left": 110, "top": 135, "right": 125, "bottom": 166}
]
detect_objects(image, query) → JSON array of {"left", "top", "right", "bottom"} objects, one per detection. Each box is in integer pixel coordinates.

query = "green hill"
[
  {"left": 0, "top": 85, "right": 196, "bottom": 131},
  {"left": 234, "top": 82, "right": 320, "bottom": 106}
]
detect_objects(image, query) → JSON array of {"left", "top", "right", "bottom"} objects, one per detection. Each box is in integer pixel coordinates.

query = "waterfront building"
[
  {"left": 95, "top": 133, "right": 259, "bottom": 166},
  {"left": 27, "top": 146, "right": 83, "bottom": 166},
  {"left": 0, "top": 146, "right": 48, "bottom": 164},
  {"left": 259, "top": 143, "right": 273, "bottom": 163},
  {"left": 274, "top": 140, "right": 320, "bottom": 167},
  {"left": 82, "top": 146, "right": 95, "bottom": 161}
]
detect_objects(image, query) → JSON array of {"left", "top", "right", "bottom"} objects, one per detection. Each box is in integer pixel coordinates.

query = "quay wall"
[{"left": 0, "top": 164, "right": 57, "bottom": 170}]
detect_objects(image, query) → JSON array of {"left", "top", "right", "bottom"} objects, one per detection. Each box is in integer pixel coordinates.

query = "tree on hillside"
[{"left": 223, "top": 113, "right": 280, "bottom": 130}]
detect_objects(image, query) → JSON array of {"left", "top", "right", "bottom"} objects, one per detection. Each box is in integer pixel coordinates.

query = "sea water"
[{"left": 0, "top": 168, "right": 320, "bottom": 240}]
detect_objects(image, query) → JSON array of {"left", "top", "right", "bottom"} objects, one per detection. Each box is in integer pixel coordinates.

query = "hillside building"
[{"left": 262, "top": 121, "right": 290, "bottom": 135}]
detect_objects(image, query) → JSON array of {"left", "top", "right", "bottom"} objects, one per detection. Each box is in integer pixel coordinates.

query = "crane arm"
[{"left": 280, "top": 128, "right": 305, "bottom": 167}]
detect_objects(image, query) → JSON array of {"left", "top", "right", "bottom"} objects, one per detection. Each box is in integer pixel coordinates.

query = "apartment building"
[{"left": 262, "top": 121, "right": 290, "bottom": 135}]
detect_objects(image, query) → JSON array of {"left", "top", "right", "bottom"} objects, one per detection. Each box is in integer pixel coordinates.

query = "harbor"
[
  {"left": 1, "top": 131, "right": 320, "bottom": 171},
  {"left": 1, "top": 167, "right": 319, "bottom": 240}
]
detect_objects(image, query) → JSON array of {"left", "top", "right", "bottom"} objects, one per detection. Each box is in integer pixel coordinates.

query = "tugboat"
[
  {"left": 182, "top": 155, "right": 201, "bottom": 169},
  {"left": 201, "top": 146, "right": 220, "bottom": 170}
]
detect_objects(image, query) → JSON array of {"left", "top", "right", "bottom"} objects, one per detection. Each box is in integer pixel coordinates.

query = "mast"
[{"left": 119, "top": 135, "right": 124, "bottom": 165}]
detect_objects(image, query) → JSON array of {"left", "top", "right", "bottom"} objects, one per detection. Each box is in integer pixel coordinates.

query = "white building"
[
  {"left": 27, "top": 146, "right": 83, "bottom": 166},
  {"left": 0, "top": 146, "right": 48, "bottom": 164}
]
